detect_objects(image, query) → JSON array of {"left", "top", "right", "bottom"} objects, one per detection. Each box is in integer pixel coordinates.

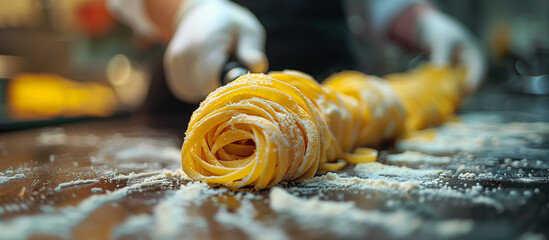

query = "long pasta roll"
[
  {"left": 181, "top": 65, "right": 466, "bottom": 189},
  {"left": 181, "top": 73, "right": 327, "bottom": 189}
]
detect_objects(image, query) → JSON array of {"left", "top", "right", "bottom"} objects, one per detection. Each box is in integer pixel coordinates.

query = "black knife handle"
[{"left": 220, "top": 59, "right": 248, "bottom": 85}]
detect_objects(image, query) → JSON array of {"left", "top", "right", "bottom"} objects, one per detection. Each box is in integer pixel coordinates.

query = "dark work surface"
[{"left": 461, "top": 82, "right": 549, "bottom": 121}]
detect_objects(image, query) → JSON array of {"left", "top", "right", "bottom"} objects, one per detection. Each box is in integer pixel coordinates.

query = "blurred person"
[{"left": 108, "top": 0, "right": 486, "bottom": 103}]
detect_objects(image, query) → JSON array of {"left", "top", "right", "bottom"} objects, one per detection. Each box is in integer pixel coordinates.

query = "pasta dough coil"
[{"left": 181, "top": 65, "right": 465, "bottom": 189}]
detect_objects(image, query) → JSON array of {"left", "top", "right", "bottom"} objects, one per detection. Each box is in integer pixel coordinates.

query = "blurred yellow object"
[
  {"left": 181, "top": 64, "right": 466, "bottom": 189},
  {"left": 343, "top": 147, "right": 379, "bottom": 165},
  {"left": 7, "top": 74, "right": 117, "bottom": 120},
  {"left": 385, "top": 64, "right": 466, "bottom": 133}
]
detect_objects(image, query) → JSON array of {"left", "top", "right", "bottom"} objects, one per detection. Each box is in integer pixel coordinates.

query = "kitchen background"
[{"left": 0, "top": 0, "right": 547, "bottom": 130}]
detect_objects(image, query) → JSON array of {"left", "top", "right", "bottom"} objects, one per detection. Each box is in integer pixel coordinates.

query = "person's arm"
[
  {"left": 143, "top": 0, "right": 183, "bottom": 43},
  {"left": 107, "top": 0, "right": 160, "bottom": 41},
  {"left": 368, "top": 0, "right": 486, "bottom": 94},
  {"left": 108, "top": 0, "right": 268, "bottom": 103},
  {"left": 386, "top": 3, "right": 431, "bottom": 50}
]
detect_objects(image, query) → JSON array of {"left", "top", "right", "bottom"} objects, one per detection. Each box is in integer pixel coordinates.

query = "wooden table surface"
[{"left": 1, "top": 84, "right": 548, "bottom": 240}]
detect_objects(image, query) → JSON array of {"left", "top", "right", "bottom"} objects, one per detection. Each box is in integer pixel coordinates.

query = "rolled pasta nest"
[{"left": 181, "top": 65, "right": 465, "bottom": 189}]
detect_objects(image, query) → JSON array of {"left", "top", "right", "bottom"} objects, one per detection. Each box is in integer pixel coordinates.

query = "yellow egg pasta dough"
[{"left": 181, "top": 65, "right": 465, "bottom": 189}]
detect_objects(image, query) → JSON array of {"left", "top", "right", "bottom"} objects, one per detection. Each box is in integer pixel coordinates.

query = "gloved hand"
[
  {"left": 164, "top": 0, "right": 268, "bottom": 102},
  {"left": 415, "top": 9, "right": 486, "bottom": 94}
]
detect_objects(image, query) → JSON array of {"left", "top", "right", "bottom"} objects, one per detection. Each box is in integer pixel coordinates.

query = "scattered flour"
[
  {"left": 518, "top": 232, "right": 546, "bottom": 240},
  {"left": 471, "top": 196, "right": 505, "bottom": 213},
  {"left": 269, "top": 187, "right": 473, "bottom": 238},
  {"left": 150, "top": 182, "right": 213, "bottom": 239},
  {"left": 0, "top": 174, "right": 26, "bottom": 185},
  {"left": 112, "top": 182, "right": 226, "bottom": 240},
  {"left": 0, "top": 183, "right": 131, "bottom": 239},
  {"left": 111, "top": 214, "right": 151, "bottom": 238},
  {"left": 354, "top": 162, "right": 447, "bottom": 178},
  {"left": 397, "top": 118, "right": 549, "bottom": 154},
  {"left": 431, "top": 220, "right": 474, "bottom": 238},
  {"left": 92, "top": 135, "right": 181, "bottom": 170},
  {"left": 35, "top": 128, "right": 101, "bottom": 147},
  {"left": 55, "top": 179, "right": 100, "bottom": 191},
  {"left": 419, "top": 186, "right": 504, "bottom": 213},
  {"left": 458, "top": 172, "right": 477, "bottom": 179},
  {"left": 0, "top": 173, "right": 180, "bottom": 240},
  {"left": 0, "top": 168, "right": 191, "bottom": 239},
  {"left": 3, "top": 114, "right": 545, "bottom": 239},
  {"left": 397, "top": 137, "right": 483, "bottom": 154},
  {"left": 303, "top": 172, "right": 420, "bottom": 192},
  {"left": 269, "top": 187, "right": 420, "bottom": 238},
  {"left": 163, "top": 169, "right": 191, "bottom": 181},
  {"left": 111, "top": 171, "right": 166, "bottom": 181},
  {"left": 215, "top": 200, "right": 288, "bottom": 240},
  {"left": 110, "top": 169, "right": 189, "bottom": 182},
  {"left": 386, "top": 151, "right": 453, "bottom": 165}
]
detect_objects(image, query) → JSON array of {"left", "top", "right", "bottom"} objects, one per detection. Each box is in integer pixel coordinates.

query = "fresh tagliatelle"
[{"left": 181, "top": 65, "right": 466, "bottom": 189}]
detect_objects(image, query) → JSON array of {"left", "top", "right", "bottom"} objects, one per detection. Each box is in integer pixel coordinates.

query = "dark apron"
[{"left": 234, "top": 0, "right": 357, "bottom": 81}]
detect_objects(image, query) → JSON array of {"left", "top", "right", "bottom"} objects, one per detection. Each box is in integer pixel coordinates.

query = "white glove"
[
  {"left": 164, "top": 0, "right": 268, "bottom": 103},
  {"left": 416, "top": 10, "right": 486, "bottom": 94}
]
